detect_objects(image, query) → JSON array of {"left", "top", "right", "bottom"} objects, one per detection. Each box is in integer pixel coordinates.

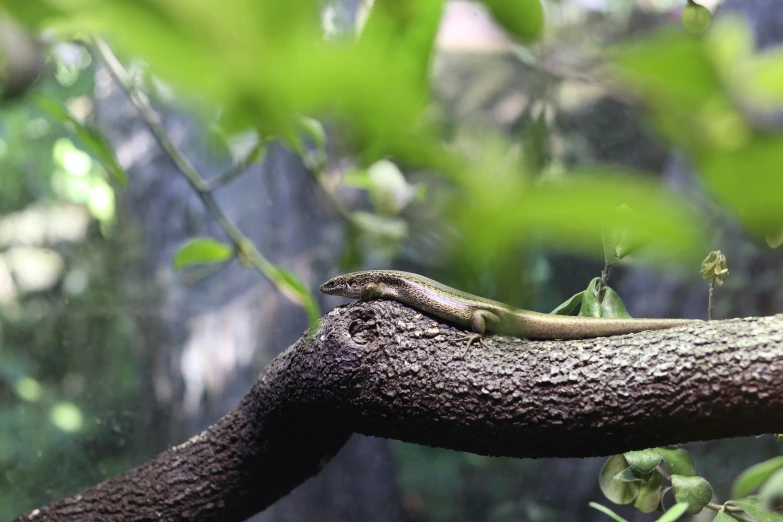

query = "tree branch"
[{"left": 15, "top": 301, "right": 783, "bottom": 521}]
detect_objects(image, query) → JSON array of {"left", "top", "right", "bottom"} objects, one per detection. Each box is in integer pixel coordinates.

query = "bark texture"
[{"left": 14, "top": 301, "right": 783, "bottom": 521}]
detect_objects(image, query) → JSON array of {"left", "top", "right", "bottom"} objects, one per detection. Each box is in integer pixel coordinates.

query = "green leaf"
[
  {"left": 655, "top": 502, "right": 689, "bottom": 522},
  {"left": 659, "top": 447, "right": 696, "bottom": 477},
  {"left": 614, "top": 467, "right": 652, "bottom": 483},
  {"left": 727, "top": 497, "right": 783, "bottom": 522},
  {"left": 479, "top": 0, "right": 545, "bottom": 43},
  {"left": 682, "top": 2, "right": 712, "bottom": 35},
  {"left": 732, "top": 456, "right": 783, "bottom": 498},
  {"left": 698, "top": 134, "right": 783, "bottom": 239},
  {"left": 599, "top": 455, "right": 640, "bottom": 505},
  {"left": 588, "top": 502, "right": 629, "bottom": 522},
  {"left": 359, "top": 0, "right": 444, "bottom": 94},
  {"left": 634, "top": 471, "right": 664, "bottom": 513},
  {"left": 625, "top": 449, "right": 663, "bottom": 475},
  {"left": 759, "top": 468, "right": 783, "bottom": 514},
  {"left": 297, "top": 116, "right": 327, "bottom": 170},
  {"left": 577, "top": 279, "right": 631, "bottom": 319},
  {"left": 35, "top": 94, "right": 128, "bottom": 185},
  {"left": 272, "top": 265, "right": 321, "bottom": 328},
  {"left": 712, "top": 511, "right": 743, "bottom": 522},
  {"left": 671, "top": 475, "right": 713, "bottom": 515},
  {"left": 173, "top": 238, "right": 233, "bottom": 270},
  {"left": 579, "top": 278, "right": 603, "bottom": 318},
  {"left": 599, "top": 287, "right": 632, "bottom": 319},
  {"left": 550, "top": 291, "right": 584, "bottom": 315},
  {"left": 602, "top": 204, "right": 652, "bottom": 265},
  {"left": 366, "top": 160, "right": 420, "bottom": 215}
]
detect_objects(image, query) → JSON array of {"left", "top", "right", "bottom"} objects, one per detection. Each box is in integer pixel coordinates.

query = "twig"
[
  {"left": 203, "top": 141, "right": 266, "bottom": 193},
  {"left": 91, "top": 37, "right": 311, "bottom": 309},
  {"left": 708, "top": 279, "right": 715, "bottom": 321}
]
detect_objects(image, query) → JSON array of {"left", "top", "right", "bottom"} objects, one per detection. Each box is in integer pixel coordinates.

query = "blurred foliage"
[{"left": 0, "top": 40, "right": 144, "bottom": 519}]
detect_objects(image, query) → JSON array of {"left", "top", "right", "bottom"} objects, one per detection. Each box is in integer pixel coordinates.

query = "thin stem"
[
  {"left": 655, "top": 464, "right": 670, "bottom": 482},
  {"left": 203, "top": 141, "right": 266, "bottom": 193},
  {"left": 708, "top": 279, "right": 715, "bottom": 321},
  {"left": 91, "top": 37, "right": 309, "bottom": 308}
]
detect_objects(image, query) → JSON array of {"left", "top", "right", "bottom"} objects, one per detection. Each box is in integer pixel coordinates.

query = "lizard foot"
[{"left": 453, "top": 334, "right": 483, "bottom": 360}]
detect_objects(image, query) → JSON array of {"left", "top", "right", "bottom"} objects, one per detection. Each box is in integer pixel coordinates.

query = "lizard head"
[{"left": 320, "top": 273, "right": 363, "bottom": 298}]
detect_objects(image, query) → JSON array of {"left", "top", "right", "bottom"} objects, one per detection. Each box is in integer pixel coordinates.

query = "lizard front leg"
[
  {"left": 359, "top": 282, "right": 393, "bottom": 301},
  {"left": 455, "top": 309, "right": 500, "bottom": 359}
]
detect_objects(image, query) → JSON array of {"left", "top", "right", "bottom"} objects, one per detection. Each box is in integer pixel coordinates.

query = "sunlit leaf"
[{"left": 173, "top": 238, "right": 233, "bottom": 270}]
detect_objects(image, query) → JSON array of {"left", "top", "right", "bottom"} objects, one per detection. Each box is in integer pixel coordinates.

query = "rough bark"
[{"left": 14, "top": 301, "right": 783, "bottom": 521}]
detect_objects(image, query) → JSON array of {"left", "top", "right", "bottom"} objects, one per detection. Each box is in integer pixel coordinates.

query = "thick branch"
[{"left": 15, "top": 301, "right": 783, "bottom": 521}]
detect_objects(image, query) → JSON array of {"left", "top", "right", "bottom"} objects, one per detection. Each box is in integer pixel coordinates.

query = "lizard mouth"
[{"left": 319, "top": 278, "right": 346, "bottom": 295}]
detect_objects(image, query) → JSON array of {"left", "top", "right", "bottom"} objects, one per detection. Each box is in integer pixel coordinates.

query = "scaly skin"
[{"left": 320, "top": 270, "right": 700, "bottom": 356}]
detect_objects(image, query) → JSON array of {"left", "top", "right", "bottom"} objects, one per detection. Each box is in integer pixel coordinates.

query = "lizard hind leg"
[{"left": 454, "top": 309, "right": 499, "bottom": 359}]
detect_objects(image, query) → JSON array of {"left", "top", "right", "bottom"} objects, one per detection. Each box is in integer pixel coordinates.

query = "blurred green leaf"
[
  {"left": 671, "top": 475, "right": 713, "bottom": 515},
  {"left": 296, "top": 116, "right": 327, "bottom": 170},
  {"left": 698, "top": 134, "right": 783, "bottom": 238},
  {"left": 35, "top": 94, "right": 128, "bottom": 185},
  {"left": 682, "top": 2, "right": 712, "bottom": 35},
  {"left": 726, "top": 497, "right": 783, "bottom": 522},
  {"left": 612, "top": 28, "right": 746, "bottom": 152},
  {"left": 173, "top": 238, "right": 233, "bottom": 270},
  {"left": 550, "top": 291, "right": 583, "bottom": 315},
  {"left": 359, "top": 0, "right": 444, "bottom": 90},
  {"left": 625, "top": 449, "right": 663, "bottom": 475},
  {"left": 659, "top": 447, "right": 696, "bottom": 477},
  {"left": 588, "top": 502, "right": 629, "bottom": 522},
  {"left": 365, "top": 160, "right": 420, "bottom": 215},
  {"left": 602, "top": 204, "right": 652, "bottom": 265},
  {"left": 272, "top": 265, "right": 320, "bottom": 327},
  {"left": 712, "top": 511, "right": 742, "bottom": 522},
  {"left": 655, "top": 503, "right": 689, "bottom": 522},
  {"left": 759, "top": 468, "right": 783, "bottom": 514},
  {"left": 479, "top": 0, "right": 544, "bottom": 43},
  {"left": 732, "top": 456, "right": 783, "bottom": 499},
  {"left": 351, "top": 211, "right": 409, "bottom": 241},
  {"left": 600, "top": 455, "right": 639, "bottom": 505},
  {"left": 449, "top": 150, "right": 705, "bottom": 267}
]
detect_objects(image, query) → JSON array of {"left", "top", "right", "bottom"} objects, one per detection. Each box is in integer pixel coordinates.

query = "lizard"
[{"left": 320, "top": 270, "right": 701, "bottom": 358}]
